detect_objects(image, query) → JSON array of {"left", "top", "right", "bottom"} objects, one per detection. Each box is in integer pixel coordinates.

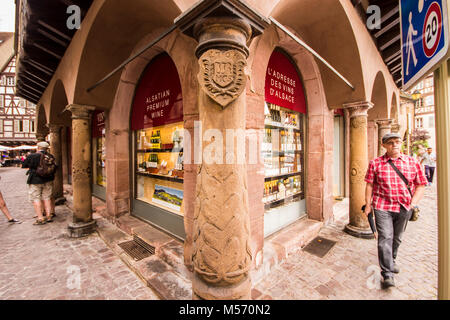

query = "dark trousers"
[
  {"left": 374, "top": 207, "right": 412, "bottom": 278},
  {"left": 424, "top": 165, "right": 435, "bottom": 183}
]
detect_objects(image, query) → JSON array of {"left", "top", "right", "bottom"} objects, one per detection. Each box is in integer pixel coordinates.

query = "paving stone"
[
  {"left": 0, "top": 167, "right": 159, "bottom": 300},
  {"left": 254, "top": 183, "right": 438, "bottom": 300}
]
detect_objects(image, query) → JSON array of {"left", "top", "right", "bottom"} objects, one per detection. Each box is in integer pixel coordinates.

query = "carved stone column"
[
  {"left": 66, "top": 104, "right": 96, "bottom": 238},
  {"left": 176, "top": 0, "right": 269, "bottom": 300},
  {"left": 61, "top": 127, "right": 69, "bottom": 185},
  {"left": 376, "top": 119, "right": 392, "bottom": 156},
  {"left": 343, "top": 102, "right": 374, "bottom": 239},
  {"left": 47, "top": 124, "right": 66, "bottom": 204},
  {"left": 35, "top": 131, "right": 48, "bottom": 142},
  {"left": 391, "top": 122, "right": 400, "bottom": 133}
]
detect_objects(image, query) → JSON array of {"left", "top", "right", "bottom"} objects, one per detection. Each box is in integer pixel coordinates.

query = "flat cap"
[
  {"left": 37, "top": 141, "right": 50, "bottom": 148},
  {"left": 382, "top": 132, "right": 402, "bottom": 144}
]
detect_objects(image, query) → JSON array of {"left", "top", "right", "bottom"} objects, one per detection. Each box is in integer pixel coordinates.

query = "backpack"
[{"left": 36, "top": 152, "right": 56, "bottom": 178}]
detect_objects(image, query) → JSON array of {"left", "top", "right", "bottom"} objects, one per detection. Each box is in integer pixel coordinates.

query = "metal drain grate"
[
  {"left": 118, "top": 239, "right": 154, "bottom": 261},
  {"left": 133, "top": 235, "right": 156, "bottom": 255},
  {"left": 303, "top": 236, "right": 336, "bottom": 258}
]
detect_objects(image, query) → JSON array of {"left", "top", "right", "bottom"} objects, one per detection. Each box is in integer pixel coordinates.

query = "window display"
[
  {"left": 135, "top": 122, "right": 184, "bottom": 215},
  {"left": 92, "top": 111, "right": 106, "bottom": 188},
  {"left": 262, "top": 102, "right": 304, "bottom": 211},
  {"left": 263, "top": 49, "right": 307, "bottom": 237}
]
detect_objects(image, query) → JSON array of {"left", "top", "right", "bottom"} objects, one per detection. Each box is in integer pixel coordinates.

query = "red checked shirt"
[{"left": 364, "top": 153, "right": 428, "bottom": 213}]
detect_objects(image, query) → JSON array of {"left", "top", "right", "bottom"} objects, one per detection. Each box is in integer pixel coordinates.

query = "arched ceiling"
[
  {"left": 73, "top": 0, "right": 182, "bottom": 108},
  {"left": 48, "top": 79, "right": 71, "bottom": 126},
  {"left": 369, "top": 71, "right": 388, "bottom": 121},
  {"left": 268, "top": 0, "right": 366, "bottom": 108}
]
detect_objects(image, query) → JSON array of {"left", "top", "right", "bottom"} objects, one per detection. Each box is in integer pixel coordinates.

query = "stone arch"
[
  {"left": 368, "top": 71, "right": 389, "bottom": 121},
  {"left": 104, "top": 29, "right": 198, "bottom": 263},
  {"left": 248, "top": 24, "right": 334, "bottom": 268},
  {"left": 71, "top": 0, "right": 183, "bottom": 109},
  {"left": 390, "top": 92, "right": 398, "bottom": 122},
  {"left": 36, "top": 103, "right": 49, "bottom": 138},
  {"left": 263, "top": 0, "right": 367, "bottom": 108},
  {"left": 48, "top": 80, "right": 71, "bottom": 126}
]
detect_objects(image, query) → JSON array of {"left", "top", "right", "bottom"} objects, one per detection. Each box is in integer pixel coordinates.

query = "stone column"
[
  {"left": 47, "top": 124, "right": 66, "bottom": 204},
  {"left": 176, "top": 1, "right": 269, "bottom": 300},
  {"left": 434, "top": 59, "right": 450, "bottom": 299},
  {"left": 66, "top": 104, "right": 96, "bottom": 238},
  {"left": 343, "top": 101, "right": 374, "bottom": 239},
  {"left": 391, "top": 122, "right": 400, "bottom": 133},
  {"left": 61, "top": 127, "right": 69, "bottom": 185},
  {"left": 376, "top": 119, "right": 392, "bottom": 156},
  {"left": 36, "top": 131, "right": 48, "bottom": 142}
]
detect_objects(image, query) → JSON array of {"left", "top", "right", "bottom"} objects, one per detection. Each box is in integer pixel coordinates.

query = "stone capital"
[
  {"left": 375, "top": 118, "right": 393, "bottom": 129},
  {"left": 46, "top": 123, "right": 64, "bottom": 133},
  {"left": 342, "top": 101, "right": 374, "bottom": 118},
  {"left": 391, "top": 123, "right": 401, "bottom": 133},
  {"left": 175, "top": 0, "right": 270, "bottom": 58},
  {"left": 66, "top": 104, "right": 96, "bottom": 120}
]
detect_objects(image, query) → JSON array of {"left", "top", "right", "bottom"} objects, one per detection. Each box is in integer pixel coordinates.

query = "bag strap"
[{"left": 387, "top": 159, "right": 412, "bottom": 196}]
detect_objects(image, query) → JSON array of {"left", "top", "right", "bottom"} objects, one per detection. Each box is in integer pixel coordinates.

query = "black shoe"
[
  {"left": 383, "top": 276, "right": 395, "bottom": 288},
  {"left": 393, "top": 264, "right": 400, "bottom": 274}
]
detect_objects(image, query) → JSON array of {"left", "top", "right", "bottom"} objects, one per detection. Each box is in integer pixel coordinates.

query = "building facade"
[
  {"left": 15, "top": 0, "right": 407, "bottom": 299},
  {"left": 412, "top": 73, "right": 436, "bottom": 149},
  {"left": 0, "top": 32, "right": 36, "bottom": 146}
]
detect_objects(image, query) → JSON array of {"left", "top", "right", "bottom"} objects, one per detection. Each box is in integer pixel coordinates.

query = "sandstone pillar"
[
  {"left": 176, "top": 0, "right": 269, "bottom": 300},
  {"left": 47, "top": 124, "right": 66, "bottom": 204},
  {"left": 35, "top": 131, "right": 48, "bottom": 142},
  {"left": 376, "top": 119, "right": 392, "bottom": 156},
  {"left": 66, "top": 104, "right": 96, "bottom": 237},
  {"left": 391, "top": 122, "right": 400, "bottom": 133},
  {"left": 343, "top": 101, "right": 374, "bottom": 239},
  {"left": 61, "top": 127, "right": 69, "bottom": 184}
]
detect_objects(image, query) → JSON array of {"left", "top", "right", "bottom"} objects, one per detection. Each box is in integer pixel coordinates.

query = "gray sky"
[{"left": 0, "top": 0, "right": 15, "bottom": 32}]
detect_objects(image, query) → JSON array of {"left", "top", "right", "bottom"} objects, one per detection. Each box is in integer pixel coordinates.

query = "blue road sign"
[{"left": 401, "top": 0, "right": 449, "bottom": 89}]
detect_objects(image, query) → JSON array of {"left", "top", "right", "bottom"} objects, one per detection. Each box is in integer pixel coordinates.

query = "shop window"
[
  {"left": 92, "top": 111, "right": 106, "bottom": 188},
  {"left": 131, "top": 52, "right": 185, "bottom": 236},
  {"left": 263, "top": 49, "right": 307, "bottom": 237}
]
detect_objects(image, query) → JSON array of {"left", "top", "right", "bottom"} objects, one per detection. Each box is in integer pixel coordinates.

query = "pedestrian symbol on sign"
[
  {"left": 401, "top": 0, "right": 449, "bottom": 89},
  {"left": 406, "top": 12, "right": 419, "bottom": 76}
]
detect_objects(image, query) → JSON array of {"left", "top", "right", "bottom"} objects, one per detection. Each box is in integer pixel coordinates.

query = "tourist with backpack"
[{"left": 22, "top": 141, "right": 57, "bottom": 225}]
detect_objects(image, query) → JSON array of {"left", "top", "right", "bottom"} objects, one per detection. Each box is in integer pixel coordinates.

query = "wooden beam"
[
  {"left": 37, "top": 28, "right": 69, "bottom": 47},
  {"left": 32, "top": 43, "right": 63, "bottom": 60},
  {"left": 20, "top": 74, "right": 47, "bottom": 89},
  {"left": 22, "top": 60, "right": 53, "bottom": 76},
  {"left": 20, "top": 81, "right": 44, "bottom": 95},
  {"left": 379, "top": 34, "right": 400, "bottom": 51},
  {"left": 27, "top": 58, "right": 54, "bottom": 73},
  {"left": 375, "top": 17, "right": 399, "bottom": 38},
  {"left": 37, "top": 20, "right": 71, "bottom": 41},
  {"left": 23, "top": 70, "right": 49, "bottom": 84}
]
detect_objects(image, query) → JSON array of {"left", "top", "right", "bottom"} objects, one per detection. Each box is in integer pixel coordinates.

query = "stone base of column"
[
  {"left": 68, "top": 220, "right": 97, "bottom": 238},
  {"left": 344, "top": 224, "right": 375, "bottom": 239},
  {"left": 55, "top": 197, "right": 67, "bottom": 206},
  {"left": 192, "top": 273, "right": 251, "bottom": 300}
]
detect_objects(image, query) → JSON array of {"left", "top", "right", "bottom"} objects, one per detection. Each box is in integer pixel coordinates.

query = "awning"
[
  {"left": 0, "top": 145, "right": 12, "bottom": 151},
  {"left": 10, "top": 145, "right": 37, "bottom": 150}
]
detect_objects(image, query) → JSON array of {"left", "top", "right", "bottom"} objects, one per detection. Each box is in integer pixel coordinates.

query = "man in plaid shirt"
[{"left": 364, "top": 133, "right": 427, "bottom": 288}]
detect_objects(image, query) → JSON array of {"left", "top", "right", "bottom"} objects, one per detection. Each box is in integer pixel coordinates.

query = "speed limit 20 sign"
[{"left": 401, "top": 0, "right": 449, "bottom": 89}]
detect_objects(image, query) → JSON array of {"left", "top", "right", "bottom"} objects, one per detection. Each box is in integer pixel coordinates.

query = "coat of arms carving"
[{"left": 198, "top": 50, "right": 247, "bottom": 108}]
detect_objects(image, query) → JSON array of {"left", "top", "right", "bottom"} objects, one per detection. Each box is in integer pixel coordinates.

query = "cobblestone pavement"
[
  {"left": 254, "top": 184, "right": 438, "bottom": 300},
  {"left": 0, "top": 167, "right": 159, "bottom": 300}
]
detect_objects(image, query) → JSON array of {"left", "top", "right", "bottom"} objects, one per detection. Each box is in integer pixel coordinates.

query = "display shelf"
[
  {"left": 264, "top": 172, "right": 302, "bottom": 182},
  {"left": 136, "top": 171, "right": 183, "bottom": 183},
  {"left": 264, "top": 122, "right": 301, "bottom": 132},
  {"left": 264, "top": 192, "right": 303, "bottom": 210},
  {"left": 137, "top": 148, "right": 182, "bottom": 153}
]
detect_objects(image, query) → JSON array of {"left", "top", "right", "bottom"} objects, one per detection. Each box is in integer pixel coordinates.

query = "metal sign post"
[{"left": 401, "top": 0, "right": 450, "bottom": 300}]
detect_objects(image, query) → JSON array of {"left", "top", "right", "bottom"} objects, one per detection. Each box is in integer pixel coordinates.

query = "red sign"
[
  {"left": 265, "top": 50, "right": 306, "bottom": 114},
  {"left": 92, "top": 110, "right": 105, "bottom": 138},
  {"left": 131, "top": 53, "right": 183, "bottom": 130}
]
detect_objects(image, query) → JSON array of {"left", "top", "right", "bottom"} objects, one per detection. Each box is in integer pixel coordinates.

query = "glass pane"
[
  {"left": 135, "top": 121, "right": 184, "bottom": 215},
  {"left": 262, "top": 102, "right": 305, "bottom": 211}
]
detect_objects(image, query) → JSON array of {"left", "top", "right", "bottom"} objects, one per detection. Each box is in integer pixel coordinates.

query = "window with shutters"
[
  {"left": 14, "top": 120, "right": 20, "bottom": 132},
  {"left": 23, "top": 120, "right": 29, "bottom": 132}
]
